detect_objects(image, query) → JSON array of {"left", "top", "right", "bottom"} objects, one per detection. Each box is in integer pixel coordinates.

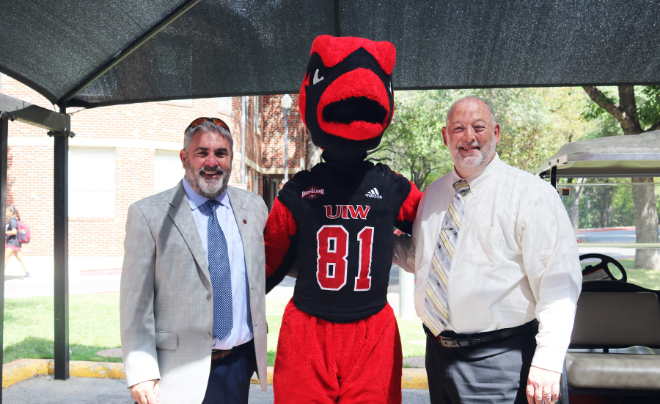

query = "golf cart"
[{"left": 535, "top": 131, "right": 660, "bottom": 403}]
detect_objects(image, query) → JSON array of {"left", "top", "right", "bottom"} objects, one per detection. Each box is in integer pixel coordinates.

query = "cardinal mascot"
[{"left": 264, "top": 35, "right": 422, "bottom": 404}]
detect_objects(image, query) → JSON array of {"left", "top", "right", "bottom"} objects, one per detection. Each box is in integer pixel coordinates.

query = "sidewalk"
[
  {"left": 2, "top": 376, "right": 431, "bottom": 404},
  {"left": 3, "top": 256, "right": 124, "bottom": 299}
]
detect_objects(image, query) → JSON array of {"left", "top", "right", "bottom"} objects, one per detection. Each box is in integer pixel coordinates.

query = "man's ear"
[
  {"left": 441, "top": 127, "right": 448, "bottom": 147},
  {"left": 493, "top": 123, "right": 501, "bottom": 144},
  {"left": 180, "top": 149, "right": 187, "bottom": 169}
]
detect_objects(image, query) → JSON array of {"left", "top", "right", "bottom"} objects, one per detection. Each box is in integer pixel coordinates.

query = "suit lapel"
[
  {"left": 167, "top": 182, "right": 212, "bottom": 292},
  {"left": 227, "top": 187, "right": 255, "bottom": 283}
]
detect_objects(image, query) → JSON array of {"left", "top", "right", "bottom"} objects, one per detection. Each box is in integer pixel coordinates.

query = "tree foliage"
[{"left": 371, "top": 87, "right": 599, "bottom": 190}]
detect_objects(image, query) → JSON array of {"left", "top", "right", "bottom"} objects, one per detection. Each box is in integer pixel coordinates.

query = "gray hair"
[
  {"left": 446, "top": 96, "right": 496, "bottom": 125},
  {"left": 183, "top": 120, "right": 233, "bottom": 154}
]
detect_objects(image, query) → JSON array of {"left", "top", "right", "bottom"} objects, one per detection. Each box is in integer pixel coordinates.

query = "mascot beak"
[{"left": 317, "top": 67, "right": 391, "bottom": 141}]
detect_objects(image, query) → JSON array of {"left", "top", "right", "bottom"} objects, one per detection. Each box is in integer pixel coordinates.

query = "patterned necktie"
[
  {"left": 205, "top": 199, "right": 233, "bottom": 340},
  {"left": 424, "top": 179, "right": 470, "bottom": 336}
]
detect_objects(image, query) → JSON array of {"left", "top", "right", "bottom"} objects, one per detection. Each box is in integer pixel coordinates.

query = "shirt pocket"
[
  {"left": 155, "top": 330, "right": 178, "bottom": 350},
  {"left": 460, "top": 225, "right": 502, "bottom": 268}
]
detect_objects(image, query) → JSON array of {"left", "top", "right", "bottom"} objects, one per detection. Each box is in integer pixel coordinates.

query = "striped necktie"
[{"left": 423, "top": 179, "right": 470, "bottom": 336}]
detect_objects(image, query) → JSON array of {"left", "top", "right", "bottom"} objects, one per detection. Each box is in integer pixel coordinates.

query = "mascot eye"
[{"left": 313, "top": 69, "right": 324, "bottom": 85}]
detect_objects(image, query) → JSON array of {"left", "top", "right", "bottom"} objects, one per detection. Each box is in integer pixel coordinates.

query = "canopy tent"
[
  {"left": 2, "top": 0, "right": 660, "bottom": 391},
  {"left": 535, "top": 130, "right": 660, "bottom": 179},
  {"left": 0, "top": 0, "right": 659, "bottom": 109}
]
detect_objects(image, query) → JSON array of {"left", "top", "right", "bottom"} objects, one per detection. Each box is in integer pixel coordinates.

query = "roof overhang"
[{"left": 535, "top": 131, "right": 660, "bottom": 178}]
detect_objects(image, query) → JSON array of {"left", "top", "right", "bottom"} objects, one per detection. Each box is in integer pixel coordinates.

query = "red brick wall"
[
  {"left": 2, "top": 74, "right": 304, "bottom": 257},
  {"left": 260, "top": 95, "right": 307, "bottom": 176}
]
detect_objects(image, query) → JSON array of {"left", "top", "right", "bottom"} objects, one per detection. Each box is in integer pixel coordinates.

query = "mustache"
[
  {"left": 198, "top": 165, "right": 225, "bottom": 175},
  {"left": 457, "top": 141, "right": 481, "bottom": 148}
]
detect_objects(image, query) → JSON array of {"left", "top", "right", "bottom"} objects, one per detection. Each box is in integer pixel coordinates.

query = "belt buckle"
[{"left": 439, "top": 337, "right": 459, "bottom": 348}]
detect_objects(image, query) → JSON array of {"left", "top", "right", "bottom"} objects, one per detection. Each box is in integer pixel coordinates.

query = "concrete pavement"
[{"left": 2, "top": 376, "right": 431, "bottom": 404}]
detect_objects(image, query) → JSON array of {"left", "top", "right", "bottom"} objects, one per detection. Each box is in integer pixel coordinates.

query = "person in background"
[{"left": 5, "top": 206, "right": 30, "bottom": 279}]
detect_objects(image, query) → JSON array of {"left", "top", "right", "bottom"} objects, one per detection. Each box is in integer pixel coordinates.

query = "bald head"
[
  {"left": 446, "top": 97, "right": 496, "bottom": 128},
  {"left": 441, "top": 97, "right": 501, "bottom": 178}
]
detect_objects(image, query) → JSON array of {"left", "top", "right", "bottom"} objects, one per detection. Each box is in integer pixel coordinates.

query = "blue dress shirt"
[{"left": 182, "top": 178, "right": 253, "bottom": 349}]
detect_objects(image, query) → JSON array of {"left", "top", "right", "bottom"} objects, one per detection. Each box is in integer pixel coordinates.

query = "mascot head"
[{"left": 299, "top": 35, "right": 396, "bottom": 151}]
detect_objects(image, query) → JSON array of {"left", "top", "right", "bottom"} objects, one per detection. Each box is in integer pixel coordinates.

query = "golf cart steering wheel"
[{"left": 579, "top": 253, "right": 627, "bottom": 282}]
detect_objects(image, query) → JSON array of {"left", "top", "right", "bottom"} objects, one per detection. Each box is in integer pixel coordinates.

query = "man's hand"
[
  {"left": 130, "top": 379, "right": 160, "bottom": 404},
  {"left": 526, "top": 366, "right": 561, "bottom": 404}
]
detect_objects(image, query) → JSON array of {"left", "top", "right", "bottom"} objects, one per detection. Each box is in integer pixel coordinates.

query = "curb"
[
  {"left": 401, "top": 368, "right": 428, "bottom": 389},
  {"left": 4, "top": 360, "right": 428, "bottom": 390},
  {"left": 3, "top": 359, "right": 125, "bottom": 389}
]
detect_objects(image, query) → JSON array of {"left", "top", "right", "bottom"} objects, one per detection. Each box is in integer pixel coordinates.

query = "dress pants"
[
  {"left": 202, "top": 339, "right": 257, "bottom": 404},
  {"left": 425, "top": 321, "right": 537, "bottom": 404}
]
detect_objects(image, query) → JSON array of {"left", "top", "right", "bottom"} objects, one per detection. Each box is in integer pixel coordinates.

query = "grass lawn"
[
  {"left": 4, "top": 293, "right": 425, "bottom": 367},
  {"left": 582, "top": 258, "right": 660, "bottom": 290},
  {"left": 3, "top": 294, "right": 121, "bottom": 364}
]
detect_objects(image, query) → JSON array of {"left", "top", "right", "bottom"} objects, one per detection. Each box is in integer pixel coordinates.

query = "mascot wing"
[{"left": 264, "top": 198, "right": 298, "bottom": 293}]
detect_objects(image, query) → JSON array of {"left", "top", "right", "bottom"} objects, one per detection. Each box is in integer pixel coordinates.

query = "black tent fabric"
[{"left": 1, "top": 0, "right": 660, "bottom": 109}]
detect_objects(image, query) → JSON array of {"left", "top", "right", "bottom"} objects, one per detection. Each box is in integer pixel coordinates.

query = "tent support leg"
[
  {"left": 53, "top": 106, "right": 69, "bottom": 380},
  {"left": 0, "top": 116, "right": 9, "bottom": 402}
]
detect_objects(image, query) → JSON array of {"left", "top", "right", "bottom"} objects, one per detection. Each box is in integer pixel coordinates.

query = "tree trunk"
[
  {"left": 568, "top": 178, "right": 585, "bottom": 230},
  {"left": 306, "top": 130, "right": 322, "bottom": 170},
  {"left": 615, "top": 87, "right": 660, "bottom": 270},
  {"left": 632, "top": 177, "right": 660, "bottom": 269}
]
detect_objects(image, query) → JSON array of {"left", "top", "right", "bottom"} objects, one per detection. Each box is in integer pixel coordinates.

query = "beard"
[
  {"left": 451, "top": 136, "right": 497, "bottom": 178},
  {"left": 184, "top": 161, "right": 231, "bottom": 199}
]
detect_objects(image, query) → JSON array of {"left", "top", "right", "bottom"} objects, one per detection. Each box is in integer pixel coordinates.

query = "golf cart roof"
[{"left": 535, "top": 130, "right": 660, "bottom": 178}]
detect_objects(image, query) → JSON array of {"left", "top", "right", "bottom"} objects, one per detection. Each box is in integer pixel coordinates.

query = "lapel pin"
[{"left": 243, "top": 219, "right": 247, "bottom": 224}]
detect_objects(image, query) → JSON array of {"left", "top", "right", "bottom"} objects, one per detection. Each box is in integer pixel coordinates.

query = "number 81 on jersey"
[{"left": 316, "top": 225, "right": 374, "bottom": 291}]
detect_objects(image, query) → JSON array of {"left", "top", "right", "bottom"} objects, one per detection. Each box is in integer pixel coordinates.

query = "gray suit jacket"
[{"left": 120, "top": 182, "right": 268, "bottom": 404}]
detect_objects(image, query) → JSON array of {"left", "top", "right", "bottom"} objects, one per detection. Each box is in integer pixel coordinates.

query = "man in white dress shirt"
[{"left": 393, "top": 97, "right": 582, "bottom": 404}]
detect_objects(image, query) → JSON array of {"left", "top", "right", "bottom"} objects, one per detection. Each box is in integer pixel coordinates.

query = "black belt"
[{"left": 424, "top": 320, "right": 538, "bottom": 348}]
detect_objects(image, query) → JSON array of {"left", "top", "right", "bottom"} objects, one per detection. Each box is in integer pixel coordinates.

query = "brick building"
[{"left": 1, "top": 73, "right": 308, "bottom": 258}]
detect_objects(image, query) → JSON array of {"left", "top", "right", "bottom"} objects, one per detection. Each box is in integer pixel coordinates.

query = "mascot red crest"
[{"left": 299, "top": 35, "right": 396, "bottom": 150}]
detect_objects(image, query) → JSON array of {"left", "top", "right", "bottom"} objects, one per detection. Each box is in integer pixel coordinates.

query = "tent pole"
[
  {"left": 241, "top": 96, "right": 246, "bottom": 185},
  {"left": 0, "top": 114, "right": 10, "bottom": 403},
  {"left": 53, "top": 104, "right": 69, "bottom": 380}
]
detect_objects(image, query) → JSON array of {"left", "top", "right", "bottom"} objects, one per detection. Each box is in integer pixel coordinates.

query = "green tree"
[
  {"left": 373, "top": 87, "right": 596, "bottom": 190},
  {"left": 369, "top": 91, "right": 452, "bottom": 190},
  {"left": 583, "top": 85, "right": 660, "bottom": 270}
]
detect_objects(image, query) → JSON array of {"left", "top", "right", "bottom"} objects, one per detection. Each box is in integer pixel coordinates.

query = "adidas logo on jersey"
[{"left": 365, "top": 188, "right": 382, "bottom": 199}]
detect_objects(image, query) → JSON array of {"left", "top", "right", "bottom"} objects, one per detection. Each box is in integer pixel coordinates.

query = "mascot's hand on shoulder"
[{"left": 299, "top": 35, "right": 396, "bottom": 150}]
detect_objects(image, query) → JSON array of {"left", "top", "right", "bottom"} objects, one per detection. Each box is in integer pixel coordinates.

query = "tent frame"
[
  {"left": 0, "top": 1, "right": 205, "bottom": 394},
  {"left": 0, "top": 94, "right": 72, "bottom": 392}
]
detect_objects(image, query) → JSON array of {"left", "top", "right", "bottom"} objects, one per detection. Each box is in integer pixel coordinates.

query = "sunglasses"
[{"left": 188, "top": 117, "right": 230, "bottom": 132}]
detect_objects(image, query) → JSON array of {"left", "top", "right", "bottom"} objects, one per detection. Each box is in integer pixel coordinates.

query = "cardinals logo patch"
[{"left": 302, "top": 186, "right": 325, "bottom": 199}]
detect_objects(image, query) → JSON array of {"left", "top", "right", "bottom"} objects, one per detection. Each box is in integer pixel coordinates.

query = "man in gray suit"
[{"left": 121, "top": 117, "right": 268, "bottom": 404}]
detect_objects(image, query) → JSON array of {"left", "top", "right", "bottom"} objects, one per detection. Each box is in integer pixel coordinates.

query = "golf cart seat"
[{"left": 562, "top": 281, "right": 660, "bottom": 401}]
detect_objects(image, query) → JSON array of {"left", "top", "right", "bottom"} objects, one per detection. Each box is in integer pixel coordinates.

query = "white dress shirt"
[
  {"left": 182, "top": 178, "right": 253, "bottom": 350},
  {"left": 393, "top": 154, "right": 582, "bottom": 373}
]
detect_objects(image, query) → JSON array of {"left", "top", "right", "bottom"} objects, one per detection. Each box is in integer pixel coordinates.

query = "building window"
[
  {"left": 69, "top": 147, "right": 115, "bottom": 218},
  {"left": 218, "top": 97, "right": 232, "bottom": 114},
  {"left": 155, "top": 150, "right": 184, "bottom": 193}
]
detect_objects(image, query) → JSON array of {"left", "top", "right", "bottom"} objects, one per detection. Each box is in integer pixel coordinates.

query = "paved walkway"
[{"left": 3, "top": 376, "right": 430, "bottom": 403}]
